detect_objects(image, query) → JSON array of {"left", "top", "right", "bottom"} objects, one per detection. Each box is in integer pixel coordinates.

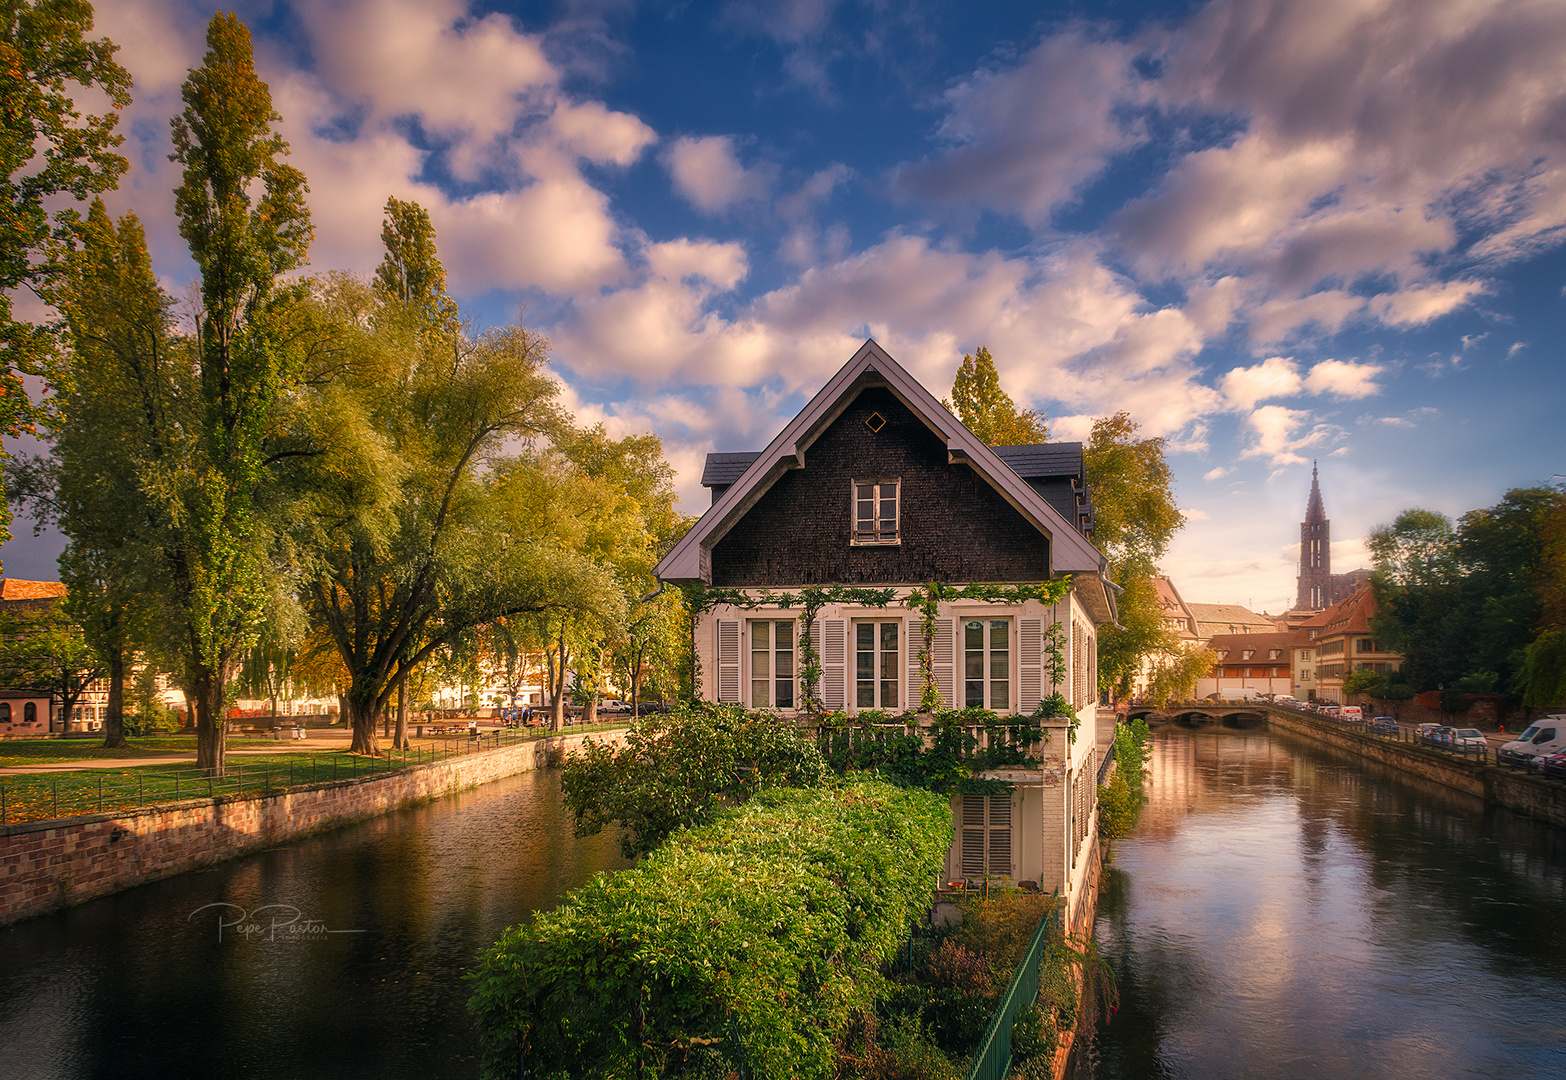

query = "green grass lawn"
[{"left": 0, "top": 736, "right": 279, "bottom": 769}]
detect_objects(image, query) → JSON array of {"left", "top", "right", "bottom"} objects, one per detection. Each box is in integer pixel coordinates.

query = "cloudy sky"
[{"left": 7, "top": 0, "right": 1566, "bottom": 613}]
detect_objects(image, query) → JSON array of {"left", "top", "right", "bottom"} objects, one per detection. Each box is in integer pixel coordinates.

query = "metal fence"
[
  {"left": 967, "top": 891, "right": 1063, "bottom": 1080},
  {"left": 0, "top": 722, "right": 628, "bottom": 826}
]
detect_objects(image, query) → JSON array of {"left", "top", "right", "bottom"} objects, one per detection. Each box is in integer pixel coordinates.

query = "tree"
[
  {"left": 0, "top": 602, "right": 102, "bottom": 729},
  {"left": 0, "top": 0, "right": 131, "bottom": 525},
  {"left": 163, "top": 13, "right": 313, "bottom": 773},
  {"left": 943, "top": 346, "right": 1049, "bottom": 446},
  {"left": 1143, "top": 643, "right": 1218, "bottom": 707},
  {"left": 52, "top": 200, "right": 174, "bottom": 748},
  {"left": 1085, "top": 413, "right": 1185, "bottom": 697},
  {"left": 1367, "top": 508, "right": 1457, "bottom": 588},
  {"left": 287, "top": 261, "right": 617, "bottom": 754}
]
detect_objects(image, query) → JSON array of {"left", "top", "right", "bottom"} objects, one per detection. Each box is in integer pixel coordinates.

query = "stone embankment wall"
[
  {"left": 1266, "top": 710, "right": 1566, "bottom": 827},
  {"left": 0, "top": 729, "right": 626, "bottom": 927}
]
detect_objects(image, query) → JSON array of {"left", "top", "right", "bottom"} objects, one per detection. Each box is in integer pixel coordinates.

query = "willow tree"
[
  {"left": 160, "top": 13, "right": 312, "bottom": 772},
  {"left": 287, "top": 211, "right": 616, "bottom": 755}
]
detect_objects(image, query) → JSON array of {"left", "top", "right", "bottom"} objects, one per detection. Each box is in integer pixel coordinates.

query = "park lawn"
[
  {"left": 0, "top": 736, "right": 279, "bottom": 769},
  {"left": 0, "top": 751, "right": 407, "bottom": 824}
]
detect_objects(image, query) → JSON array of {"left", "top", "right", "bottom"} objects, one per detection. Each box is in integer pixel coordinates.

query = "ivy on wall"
[{"left": 685, "top": 577, "right": 1075, "bottom": 717}]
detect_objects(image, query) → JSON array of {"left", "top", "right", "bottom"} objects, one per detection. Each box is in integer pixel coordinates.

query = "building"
[
  {"left": 1297, "top": 587, "right": 1401, "bottom": 703},
  {"left": 1199, "top": 631, "right": 1295, "bottom": 698},
  {"left": 1293, "top": 464, "right": 1373, "bottom": 612},
  {"left": 656, "top": 340, "right": 1115, "bottom": 914}
]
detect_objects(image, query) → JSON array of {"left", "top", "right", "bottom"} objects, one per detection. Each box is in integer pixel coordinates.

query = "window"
[
  {"left": 959, "top": 793, "right": 1012, "bottom": 877},
  {"left": 749, "top": 620, "right": 796, "bottom": 709},
  {"left": 1356, "top": 639, "right": 1384, "bottom": 654},
  {"left": 1301, "top": 649, "right": 1312, "bottom": 661},
  {"left": 24, "top": 702, "right": 36, "bottom": 722},
  {"left": 963, "top": 619, "right": 1010, "bottom": 710},
  {"left": 1241, "top": 650, "right": 1255, "bottom": 660},
  {"left": 1243, "top": 667, "right": 1253, "bottom": 677},
  {"left": 855, "top": 621, "right": 900, "bottom": 709},
  {"left": 0, "top": 703, "right": 8, "bottom": 722},
  {"left": 852, "top": 480, "right": 899, "bottom": 544},
  {"left": 1268, "top": 649, "right": 1282, "bottom": 660}
]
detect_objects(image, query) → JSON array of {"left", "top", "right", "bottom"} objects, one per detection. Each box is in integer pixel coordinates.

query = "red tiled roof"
[{"left": 0, "top": 579, "right": 66, "bottom": 600}]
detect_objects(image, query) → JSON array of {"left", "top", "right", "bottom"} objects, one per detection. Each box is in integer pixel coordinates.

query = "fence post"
[
  {"left": 53, "top": 775, "right": 58, "bottom": 819},
  {"left": 139, "top": 772, "right": 143, "bottom": 807},
  {"left": 2, "top": 780, "right": 5, "bottom": 824},
  {"left": 98, "top": 775, "right": 103, "bottom": 813}
]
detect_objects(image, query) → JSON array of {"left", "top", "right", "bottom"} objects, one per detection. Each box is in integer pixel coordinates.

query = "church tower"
[{"left": 1296, "top": 462, "right": 1330, "bottom": 611}]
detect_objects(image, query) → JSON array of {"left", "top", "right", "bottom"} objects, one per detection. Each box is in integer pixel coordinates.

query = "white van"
[
  {"left": 1340, "top": 706, "right": 1364, "bottom": 722},
  {"left": 1498, "top": 716, "right": 1566, "bottom": 769}
]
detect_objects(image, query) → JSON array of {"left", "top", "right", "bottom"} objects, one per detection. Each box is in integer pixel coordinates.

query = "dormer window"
[
  {"left": 852, "top": 479, "right": 899, "bottom": 544},
  {"left": 1241, "top": 649, "right": 1255, "bottom": 660}
]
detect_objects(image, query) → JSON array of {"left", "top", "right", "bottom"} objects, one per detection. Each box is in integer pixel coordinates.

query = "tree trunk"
[
  {"left": 394, "top": 677, "right": 409, "bottom": 750},
  {"left": 101, "top": 646, "right": 127, "bottom": 749},
  {"left": 584, "top": 693, "right": 599, "bottom": 727},
  {"left": 551, "top": 617, "right": 569, "bottom": 732},
  {"left": 193, "top": 671, "right": 227, "bottom": 775},
  {"left": 631, "top": 665, "right": 642, "bottom": 720},
  {"left": 348, "top": 689, "right": 381, "bottom": 756}
]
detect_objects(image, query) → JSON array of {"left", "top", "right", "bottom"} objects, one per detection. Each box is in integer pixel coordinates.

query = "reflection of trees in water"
[{"left": 1077, "top": 865, "right": 1199, "bottom": 1080}]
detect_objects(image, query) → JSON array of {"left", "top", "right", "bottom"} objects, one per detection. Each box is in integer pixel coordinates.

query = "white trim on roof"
[{"left": 655, "top": 339, "right": 1106, "bottom": 583}]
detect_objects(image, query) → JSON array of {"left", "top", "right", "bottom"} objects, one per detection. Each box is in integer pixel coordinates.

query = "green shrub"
[
  {"left": 469, "top": 780, "right": 953, "bottom": 1080},
  {"left": 562, "top": 702, "right": 829, "bottom": 857}
]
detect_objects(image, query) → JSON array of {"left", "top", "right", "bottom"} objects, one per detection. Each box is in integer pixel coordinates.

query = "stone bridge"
[{"left": 1125, "top": 703, "right": 1283, "bottom": 729}]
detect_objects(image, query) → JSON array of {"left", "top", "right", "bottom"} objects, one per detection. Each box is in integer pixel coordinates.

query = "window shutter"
[
  {"left": 988, "top": 794, "right": 1012, "bottom": 876},
  {"left": 822, "top": 618, "right": 848, "bottom": 709},
  {"left": 960, "top": 795, "right": 986, "bottom": 876},
  {"left": 934, "top": 617, "right": 956, "bottom": 707},
  {"left": 716, "top": 619, "right": 740, "bottom": 703},
  {"left": 1018, "top": 617, "right": 1044, "bottom": 714},
  {"left": 906, "top": 617, "right": 924, "bottom": 711}
]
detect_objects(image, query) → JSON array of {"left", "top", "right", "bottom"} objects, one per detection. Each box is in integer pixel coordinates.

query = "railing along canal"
[
  {"left": 967, "top": 891, "right": 1063, "bottom": 1080},
  {"left": 0, "top": 722, "right": 627, "bottom": 826}
]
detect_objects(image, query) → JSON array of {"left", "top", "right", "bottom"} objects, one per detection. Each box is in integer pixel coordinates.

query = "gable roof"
[
  {"left": 1207, "top": 631, "right": 1297, "bottom": 662},
  {"left": 1188, "top": 602, "right": 1281, "bottom": 637},
  {"left": 657, "top": 338, "right": 1107, "bottom": 589},
  {"left": 0, "top": 579, "right": 66, "bottom": 601}
]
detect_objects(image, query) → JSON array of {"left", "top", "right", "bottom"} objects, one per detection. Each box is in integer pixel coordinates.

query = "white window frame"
[
  {"left": 850, "top": 478, "right": 900, "bottom": 545},
  {"left": 960, "top": 616, "right": 1012, "bottom": 712},
  {"left": 852, "top": 619, "right": 901, "bottom": 711},
  {"left": 748, "top": 619, "right": 797, "bottom": 710}
]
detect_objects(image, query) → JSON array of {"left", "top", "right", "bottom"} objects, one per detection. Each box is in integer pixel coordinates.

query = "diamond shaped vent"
[{"left": 865, "top": 411, "right": 886, "bottom": 433}]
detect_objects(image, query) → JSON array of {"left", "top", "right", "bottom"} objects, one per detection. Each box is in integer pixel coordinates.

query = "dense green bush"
[
  {"left": 470, "top": 780, "right": 952, "bottom": 1080},
  {"left": 1098, "top": 719, "right": 1151, "bottom": 841},
  {"left": 562, "top": 702, "right": 829, "bottom": 857}
]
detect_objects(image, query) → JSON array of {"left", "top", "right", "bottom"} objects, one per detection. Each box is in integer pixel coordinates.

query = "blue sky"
[{"left": 6, "top": 0, "right": 1565, "bottom": 613}]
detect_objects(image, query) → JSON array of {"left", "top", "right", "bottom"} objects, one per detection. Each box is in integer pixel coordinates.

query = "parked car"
[
  {"left": 1540, "top": 747, "right": 1566, "bottom": 780},
  {"left": 1447, "top": 727, "right": 1488, "bottom": 751},
  {"left": 1340, "top": 706, "right": 1364, "bottom": 723},
  {"left": 1499, "top": 716, "right": 1566, "bottom": 769},
  {"left": 1369, "top": 716, "right": 1399, "bottom": 735},
  {"left": 1420, "top": 726, "right": 1456, "bottom": 748}
]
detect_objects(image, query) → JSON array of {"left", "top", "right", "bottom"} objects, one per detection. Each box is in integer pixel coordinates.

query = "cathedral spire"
[
  {"left": 1296, "top": 462, "right": 1331, "bottom": 611},
  {"left": 1305, "top": 460, "right": 1325, "bottom": 523}
]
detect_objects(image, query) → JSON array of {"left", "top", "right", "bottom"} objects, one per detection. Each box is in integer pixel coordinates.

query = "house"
[
  {"left": 1298, "top": 587, "right": 1401, "bottom": 703},
  {"left": 0, "top": 689, "right": 54, "bottom": 735},
  {"left": 655, "top": 340, "right": 1117, "bottom": 919},
  {"left": 1199, "top": 631, "right": 1295, "bottom": 698}
]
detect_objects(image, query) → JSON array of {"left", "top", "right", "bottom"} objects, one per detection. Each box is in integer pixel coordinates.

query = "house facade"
[
  {"left": 1301, "top": 587, "right": 1402, "bottom": 704},
  {"left": 655, "top": 341, "right": 1117, "bottom": 918},
  {"left": 1199, "top": 631, "right": 1295, "bottom": 698}
]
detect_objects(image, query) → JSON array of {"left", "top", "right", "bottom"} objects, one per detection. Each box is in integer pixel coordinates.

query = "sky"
[{"left": 5, "top": 0, "right": 1566, "bottom": 614}]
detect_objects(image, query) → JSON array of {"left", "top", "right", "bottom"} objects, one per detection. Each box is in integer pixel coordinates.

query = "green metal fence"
[{"left": 966, "top": 891, "right": 1062, "bottom": 1080}]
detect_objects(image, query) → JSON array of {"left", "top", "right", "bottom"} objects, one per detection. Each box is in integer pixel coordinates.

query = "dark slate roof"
[
  {"left": 700, "top": 452, "right": 762, "bottom": 487},
  {"left": 990, "top": 443, "right": 1085, "bottom": 479}
]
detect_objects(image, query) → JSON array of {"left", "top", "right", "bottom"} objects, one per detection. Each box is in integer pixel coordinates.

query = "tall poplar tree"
[
  {"left": 943, "top": 346, "right": 1049, "bottom": 446},
  {"left": 165, "top": 13, "right": 312, "bottom": 771},
  {"left": 55, "top": 199, "right": 175, "bottom": 747}
]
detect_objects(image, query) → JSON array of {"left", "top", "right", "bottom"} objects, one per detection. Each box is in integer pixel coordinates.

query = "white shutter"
[
  {"left": 933, "top": 617, "right": 956, "bottom": 708},
  {"left": 716, "top": 619, "right": 740, "bottom": 703},
  {"left": 1018, "top": 617, "right": 1044, "bottom": 714},
  {"left": 988, "top": 793, "right": 1012, "bottom": 877},
  {"left": 906, "top": 617, "right": 924, "bottom": 712},
  {"left": 960, "top": 795, "right": 986, "bottom": 876},
  {"left": 822, "top": 618, "right": 848, "bottom": 710}
]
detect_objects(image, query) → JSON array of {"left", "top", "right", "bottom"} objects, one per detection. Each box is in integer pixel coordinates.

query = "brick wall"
[
  {"left": 710, "top": 385, "right": 1053, "bottom": 586},
  {"left": 0, "top": 729, "right": 626, "bottom": 926}
]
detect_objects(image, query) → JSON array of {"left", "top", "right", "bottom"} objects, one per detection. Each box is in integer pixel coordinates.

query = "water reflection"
[
  {"left": 0, "top": 768, "right": 630, "bottom": 1080},
  {"left": 1075, "top": 726, "right": 1566, "bottom": 1080}
]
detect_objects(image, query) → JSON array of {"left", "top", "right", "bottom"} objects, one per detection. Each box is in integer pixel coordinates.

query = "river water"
[
  {"left": 0, "top": 768, "right": 630, "bottom": 1080},
  {"left": 1072, "top": 724, "right": 1566, "bottom": 1080}
]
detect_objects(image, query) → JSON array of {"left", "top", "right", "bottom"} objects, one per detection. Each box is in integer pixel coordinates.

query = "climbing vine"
[{"left": 686, "top": 577, "right": 1075, "bottom": 717}]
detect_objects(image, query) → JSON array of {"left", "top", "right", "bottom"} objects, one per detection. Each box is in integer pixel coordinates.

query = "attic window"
[
  {"left": 852, "top": 479, "right": 899, "bottom": 544},
  {"left": 864, "top": 411, "right": 886, "bottom": 433}
]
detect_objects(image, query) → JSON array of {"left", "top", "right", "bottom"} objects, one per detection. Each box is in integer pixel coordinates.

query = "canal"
[
  {"left": 0, "top": 768, "right": 630, "bottom": 1080},
  {"left": 1072, "top": 724, "right": 1566, "bottom": 1080}
]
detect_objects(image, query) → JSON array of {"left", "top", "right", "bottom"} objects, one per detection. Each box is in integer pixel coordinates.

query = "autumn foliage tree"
[{"left": 943, "top": 346, "right": 1049, "bottom": 446}]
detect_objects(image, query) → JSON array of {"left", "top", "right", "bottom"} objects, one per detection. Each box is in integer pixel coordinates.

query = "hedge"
[{"left": 469, "top": 780, "right": 953, "bottom": 1079}]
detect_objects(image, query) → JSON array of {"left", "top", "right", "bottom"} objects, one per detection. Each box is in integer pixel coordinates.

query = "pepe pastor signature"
[{"left": 188, "top": 902, "right": 366, "bottom": 942}]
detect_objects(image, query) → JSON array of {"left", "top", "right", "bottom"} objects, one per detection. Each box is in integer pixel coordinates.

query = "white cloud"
[
  {"left": 1204, "top": 466, "right": 1232, "bottom": 480},
  {"left": 1219, "top": 356, "right": 1302, "bottom": 411},
  {"left": 663, "top": 136, "right": 777, "bottom": 214},
  {"left": 1302, "top": 358, "right": 1383, "bottom": 398},
  {"left": 1241, "top": 404, "right": 1331, "bottom": 465}
]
